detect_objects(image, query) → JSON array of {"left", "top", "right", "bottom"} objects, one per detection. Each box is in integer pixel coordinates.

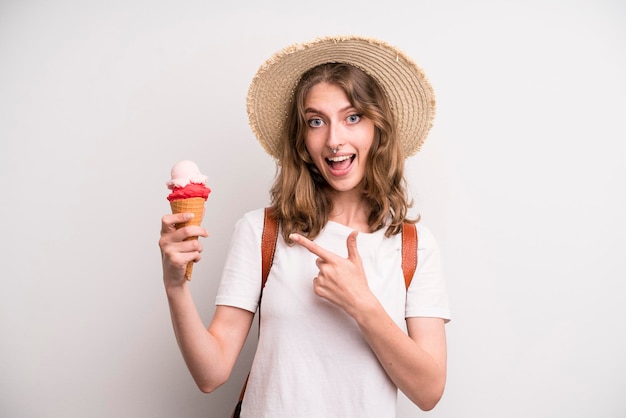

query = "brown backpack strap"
[
  {"left": 261, "top": 207, "right": 279, "bottom": 289},
  {"left": 401, "top": 223, "right": 418, "bottom": 290}
]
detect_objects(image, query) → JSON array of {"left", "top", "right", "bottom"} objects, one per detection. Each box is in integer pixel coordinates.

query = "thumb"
[{"left": 346, "top": 231, "right": 360, "bottom": 262}]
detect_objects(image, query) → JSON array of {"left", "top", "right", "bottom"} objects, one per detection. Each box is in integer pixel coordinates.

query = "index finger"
[
  {"left": 161, "top": 212, "right": 195, "bottom": 233},
  {"left": 289, "top": 233, "right": 336, "bottom": 261}
]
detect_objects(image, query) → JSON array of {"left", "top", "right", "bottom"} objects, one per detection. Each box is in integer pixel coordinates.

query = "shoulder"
[
  {"left": 397, "top": 222, "right": 439, "bottom": 251},
  {"left": 239, "top": 207, "right": 266, "bottom": 227},
  {"left": 230, "top": 208, "right": 267, "bottom": 242},
  {"left": 414, "top": 223, "right": 439, "bottom": 251}
]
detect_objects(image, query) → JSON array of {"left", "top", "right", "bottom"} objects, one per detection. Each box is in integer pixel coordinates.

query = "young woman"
[{"left": 159, "top": 36, "right": 450, "bottom": 418}]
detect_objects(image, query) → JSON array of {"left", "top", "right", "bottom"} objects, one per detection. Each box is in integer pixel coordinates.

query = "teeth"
[{"left": 327, "top": 155, "right": 352, "bottom": 162}]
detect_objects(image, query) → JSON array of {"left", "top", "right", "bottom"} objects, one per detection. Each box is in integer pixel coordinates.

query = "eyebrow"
[{"left": 304, "top": 104, "right": 355, "bottom": 115}]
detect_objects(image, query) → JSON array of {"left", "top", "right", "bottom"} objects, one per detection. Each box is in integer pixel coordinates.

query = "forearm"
[
  {"left": 352, "top": 298, "right": 447, "bottom": 411},
  {"left": 166, "top": 284, "right": 231, "bottom": 392}
]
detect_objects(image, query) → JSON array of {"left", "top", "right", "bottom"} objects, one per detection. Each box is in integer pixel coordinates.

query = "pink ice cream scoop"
[{"left": 167, "top": 160, "right": 211, "bottom": 201}]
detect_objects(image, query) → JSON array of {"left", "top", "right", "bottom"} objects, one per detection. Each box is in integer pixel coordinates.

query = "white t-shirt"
[{"left": 216, "top": 208, "right": 450, "bottom": 418}]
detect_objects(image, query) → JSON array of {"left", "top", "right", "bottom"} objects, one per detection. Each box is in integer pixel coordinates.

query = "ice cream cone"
[{"left": 170, "top": 197, "right": 205, "bottom": 280}]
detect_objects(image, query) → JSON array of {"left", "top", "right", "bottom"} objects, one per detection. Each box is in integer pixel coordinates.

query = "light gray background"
[{"left": 1, "top": 0, "right": 625, "bottom": 417}]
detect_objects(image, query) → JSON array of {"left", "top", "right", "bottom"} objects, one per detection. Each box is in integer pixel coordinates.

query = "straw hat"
[{"left": 246, "top": 35, "right": 436, "bottom": 159}]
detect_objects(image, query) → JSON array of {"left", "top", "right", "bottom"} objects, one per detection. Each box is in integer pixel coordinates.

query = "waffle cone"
[{"left": 170, "top": 197, "right": 206, "bottom": 280}]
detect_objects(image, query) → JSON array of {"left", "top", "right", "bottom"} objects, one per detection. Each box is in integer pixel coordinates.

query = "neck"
[{"left": 328, "top": 189, "right": 371, "bottom": 232}]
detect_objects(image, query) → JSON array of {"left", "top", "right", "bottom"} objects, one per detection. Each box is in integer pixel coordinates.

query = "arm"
[
  {"left": 166, "top": 288, "right": 254, "bottom": 393},
  {"left": 352, "top": 302, "right": 447, "bottom": 410},
  {"left": 160, "top": 213, "right": 254, "bottom": 393},
  {"left": 290, "top": 231, "right": 447, "bottom": 410}
]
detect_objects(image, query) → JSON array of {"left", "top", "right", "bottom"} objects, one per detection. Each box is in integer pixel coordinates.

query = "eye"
[
  {"left": 346, "top": 114, "right": 362, "bottom": 124},
  {"left": 308, "top": 117, "right": 324, "bottom": 128}
]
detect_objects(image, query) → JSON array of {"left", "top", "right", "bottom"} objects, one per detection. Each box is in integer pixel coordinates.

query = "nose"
[{"left": 326, "top": 122, "right": 343, "bottom": 151}]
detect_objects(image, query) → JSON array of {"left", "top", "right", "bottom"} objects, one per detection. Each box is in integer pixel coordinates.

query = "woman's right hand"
[{"left": 159, "top": 213, "right": 209, "bottom": 287}]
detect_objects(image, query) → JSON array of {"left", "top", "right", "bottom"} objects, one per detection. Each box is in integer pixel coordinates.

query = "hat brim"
[{"left": 247, "top": 35, "right": 436, "bottom": 159}]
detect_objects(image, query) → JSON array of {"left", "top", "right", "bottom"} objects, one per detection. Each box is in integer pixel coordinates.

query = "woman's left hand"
[{"left": 290, "top": 231, "right": 375, "bottom": 316}]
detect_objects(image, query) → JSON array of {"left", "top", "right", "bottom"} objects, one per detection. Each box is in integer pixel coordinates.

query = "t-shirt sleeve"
[
  {"left": 405, "top": 225, "right": 451, "bottom": 322},
  {"left": 214, "top": 209, "right": 264, "bottom": 313}
]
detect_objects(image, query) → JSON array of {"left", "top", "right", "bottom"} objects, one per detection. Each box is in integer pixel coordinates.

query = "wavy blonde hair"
[{"left": 270, "top": 63, "right": 417, "bottom": 243}]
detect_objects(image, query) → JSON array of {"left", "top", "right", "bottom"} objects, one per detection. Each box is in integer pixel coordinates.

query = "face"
[{"left": 303, "top": 82, "right": 375, "bottom": 194}]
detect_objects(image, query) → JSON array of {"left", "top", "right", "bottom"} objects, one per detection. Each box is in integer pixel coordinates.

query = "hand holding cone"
[
  {"left": 170, "top": 197, "right": 205, "bottom": 280},
  {"left": 166, "top": 161, "right": 211, "bottom": 281}
]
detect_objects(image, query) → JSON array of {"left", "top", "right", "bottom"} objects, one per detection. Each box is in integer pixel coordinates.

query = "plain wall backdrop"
[{"left": 1, "top": 0, "right": 625, "bottom": 417}]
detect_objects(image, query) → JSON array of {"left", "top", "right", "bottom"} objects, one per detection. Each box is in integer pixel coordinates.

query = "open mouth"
[{"left": 325, "top": 154, "right": 355, "bottom": 171}]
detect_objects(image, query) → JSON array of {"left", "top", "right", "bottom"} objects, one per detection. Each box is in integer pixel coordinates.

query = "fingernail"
[
  {"left": 186, "top": 213, "right": 195, "bottom": 220},
  {"left": 289, "top": 233, "right": 298, "bottom": 241}
]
